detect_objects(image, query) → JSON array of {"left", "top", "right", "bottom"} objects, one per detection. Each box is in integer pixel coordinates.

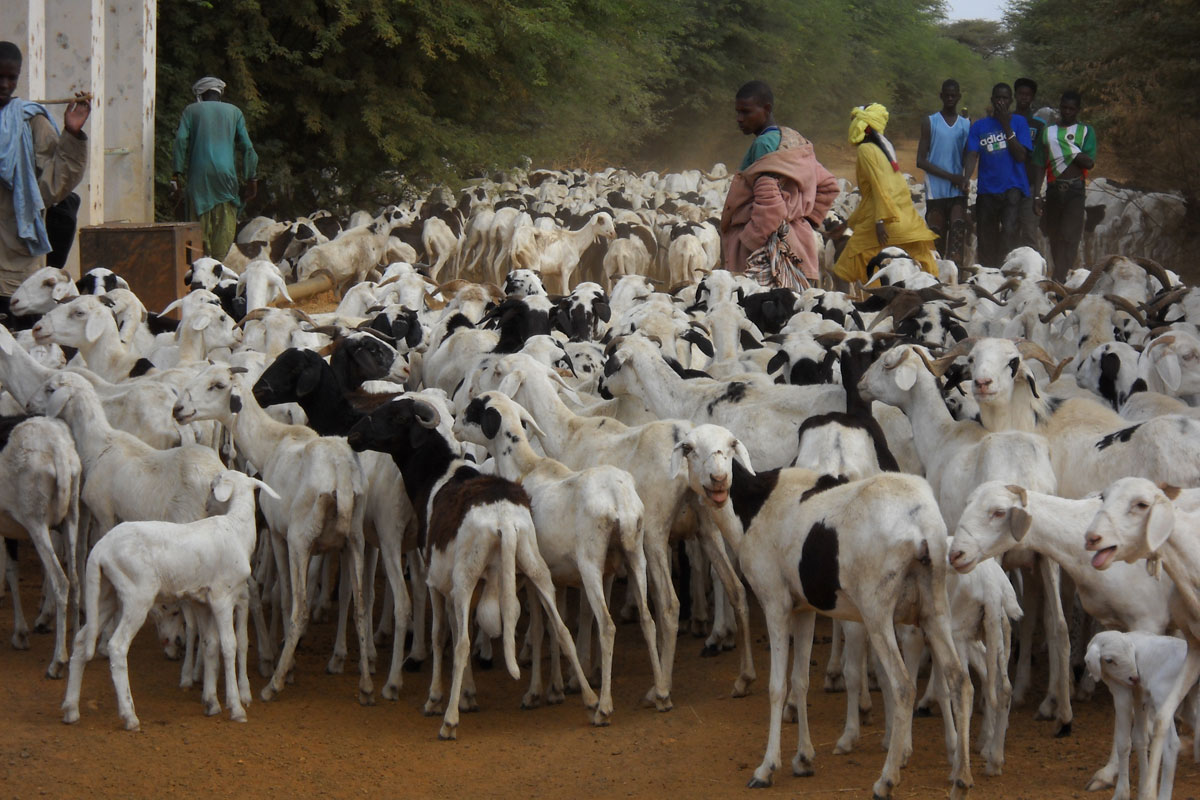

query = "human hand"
[
  {"left": 1033, "top": 197, "right": 1044, "bottom": 216},
  {"left": 992, "top": 97, "right": 1011, "bottom": 126},
  {"left": 951, "top": 174, "right": 969, "bottom": 192},
  {"left": 63, "top": 92, "right": 90, "bottom": 137},
  {"left": 875, "top": 221, "right": 889, "bottom": 246},
  {"left": 242, "top": 178, "right": 258, "bottom": 204}
]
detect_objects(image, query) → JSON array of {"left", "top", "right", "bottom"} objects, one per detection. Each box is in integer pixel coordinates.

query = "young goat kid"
[{"left": 61, "top": 471, "right": 279, "bottom": 730}]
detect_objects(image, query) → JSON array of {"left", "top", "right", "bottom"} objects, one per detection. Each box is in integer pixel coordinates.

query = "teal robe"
[{"left": 172, "top": 100, "right": 258, "bottom": 216}]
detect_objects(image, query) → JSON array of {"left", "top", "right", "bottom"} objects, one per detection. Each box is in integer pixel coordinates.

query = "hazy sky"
[{"left": 946, "top": 0, "right": 1005, "bottom": 20}]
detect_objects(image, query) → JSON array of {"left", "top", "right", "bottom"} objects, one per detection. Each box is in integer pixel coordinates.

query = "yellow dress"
[{"left": 834, "top": 142, "right": 938, "bottom": 283}]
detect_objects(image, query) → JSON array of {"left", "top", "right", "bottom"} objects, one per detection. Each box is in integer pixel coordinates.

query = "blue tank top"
[{"left": 925, "top": 112, "right": 970, "bottom": 200}]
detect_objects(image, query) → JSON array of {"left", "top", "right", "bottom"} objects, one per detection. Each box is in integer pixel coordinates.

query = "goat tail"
[
  {"left": 498, "top": 520, "right": 521, "bottom": 681},
  {"left": 333, "top": 459, "right": 358, "bottom": 538},
  {"left": 82, "top": 555, "right": 102, "bottom": 660}
]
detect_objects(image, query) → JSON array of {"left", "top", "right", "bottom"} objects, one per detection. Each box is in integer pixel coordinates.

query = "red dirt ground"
[{"left": 2, "top": 571, "right": 1197, "bottom": 800}]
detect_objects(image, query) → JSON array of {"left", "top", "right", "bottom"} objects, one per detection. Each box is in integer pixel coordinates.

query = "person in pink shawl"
[{"left": 720, "top": 81, "right": 839, "bottom": 287}]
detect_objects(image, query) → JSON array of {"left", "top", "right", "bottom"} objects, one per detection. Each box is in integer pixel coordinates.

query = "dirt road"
[{"left": 3, "top": 573, "right": 1197, "bottom": 799}]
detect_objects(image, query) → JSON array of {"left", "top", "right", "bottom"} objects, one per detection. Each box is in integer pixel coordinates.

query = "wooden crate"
[{"left": 78, "top": 222, "right": 201, "bottom": 314}]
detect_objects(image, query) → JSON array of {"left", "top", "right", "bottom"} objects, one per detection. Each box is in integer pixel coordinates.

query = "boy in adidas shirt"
[
  {"left": 1032, "top": 90, "right": 1097, "bottom": 280},
  {"left": 961, "top": 83, "right": 1032, "bottom": 267}
]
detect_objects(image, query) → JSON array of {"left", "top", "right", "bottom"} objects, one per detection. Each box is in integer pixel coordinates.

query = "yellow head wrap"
[{"left": 848, "top": 103, "right": 889, "bottom": 144}]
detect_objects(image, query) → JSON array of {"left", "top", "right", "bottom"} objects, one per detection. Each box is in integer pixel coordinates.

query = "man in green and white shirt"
[{"left": 1032, "top": 90, "right": 1097, "bottom": 280}]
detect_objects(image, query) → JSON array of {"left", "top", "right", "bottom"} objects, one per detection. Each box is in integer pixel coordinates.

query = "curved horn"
[
  {"left": 1143, "top": 286, "right": 1189, "bottom": 316},
  {"left": 1036, "top": 279, "right": 1069, "bottom": 298},
  {"left": 1103, "top": 294, "right": 1147, "bottom": 327},
  {"left": 1038, "top": 292, "right": 1083, "bottom": 324},
  {"left": 1069, "top": 255, "right": 1122, "bottom": 297},
  {"left": 968, "top": 284, "right": 1006, "bottom": 306},
  {"left": 292, "top": 309, "right": 320, "bottom": 329},
  {"left": 1130, "top": 257, "right": 1172, "bottom": 290},
  {"left": 481, "top": 282, "right": 507, "bottom": 304},
  {"left": 925, "top": 336, "right": 978, "bottom": 377},
  {"left": 411, "top": 398, "right": 442, "bottom": 429},
  {"left": 1014, "top": 339, "right": 1070, "bottom": 383},
  {"left": 993, "top": 277, "right": 1024, "bottom": 295},
  {"left": 237, "top": 308, "right": 272, "bottom": 327}
]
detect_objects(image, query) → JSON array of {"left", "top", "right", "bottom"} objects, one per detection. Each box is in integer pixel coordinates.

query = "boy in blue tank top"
[
  {"left": 962, "top": 82, "right": 1031, "bottom": 267},
  {"left": 916, "top": 79, "right": 970, "bottom": 265}
]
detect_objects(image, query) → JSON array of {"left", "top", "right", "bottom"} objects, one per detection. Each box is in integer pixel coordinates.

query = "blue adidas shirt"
[{"left": 967, "top": 115, "right": 1032, "bottom": 196}]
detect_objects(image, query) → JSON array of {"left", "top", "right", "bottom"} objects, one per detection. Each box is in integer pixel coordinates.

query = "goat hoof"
[
  {"left": 699, "top": 643, "right": 720, "bottom": 658},
  {"left": 746, "top": 774, "right": 773, "bottom": 789},
  {"left": 402, "top": 657, "right": 423, "bottom": 673},
  {"left": 358, "top": 689, "right": 376, "bottom": 707},
  {"left": 913, "top": 705, "right": 932, "bottom": 718},
  {"left": 1084, "top": 776, "right": 1113, "bottom": 792},
  {"left": 521, "top": 694, "right": 543, "bottom": 710},
  {"left": 791, "top": 756, "right": 814, "bottom": 777},
  {"left": 260, "top": 685, "right": 278, "bottom": 702},
  {"left": 34, "top": 622, "right": 52, "bottom": 634},
  {"left": 62, "top": 707, "right": 80, "bottom": 725},
  {"left": 204, "top": 699, "right": 221, "bottom": 716},
  {"left": 326, "top": 655, "right": 346, "bottom": 674},
  {"left": 181, "top": 677, "right": 195, "bottom": 690},
  {"left": 45, "top": 661, "right": 65, "bottom": 680},
  {"left": 823, "top": 676, "right": 845, "bottom": 693},
  {"left": 122, "top": 715, "right": 141, "bottom": 732},
  {"left": 984, "top": 761, "right": 1002, "bottom": 777},
  {"left": 381, "top": 683, "right": 400, "bottom": 701},
  {"left": 437, "top": 724, "right": 457, "bottom": 741},
  {"left": 423, "top": 697, "right": 443, "bottom": 716},
  {"left": 731, "top": 679, "right": 751, "bottom": 698},
  {"left": 547, "top": 689, "right": 565, "bottom": 705},
  {"left": 833, "top": 737, "right": 855, "bottom": 755},
  {"left": 11, "top": 631, "right": 30, "bottom": 650},
  {"left": 230, "top": 710, "right": 248, "bottom": 723},
  {"left": 654, "top": 694, "right": 673, "bottom": 712},
  {"left": 591, "top": 709, "right": 611, "bottom": 727},
  {"left": 1053, "top": 721, "right": 1071, "bottom": 738}
]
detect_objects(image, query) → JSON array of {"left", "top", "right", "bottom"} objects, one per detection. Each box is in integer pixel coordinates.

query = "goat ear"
[
  {"left": 481, "top": 406, "right": 502, "bottom": 440},
  {"left": 497, "top": 370, "right": 524, "bottom": 398},
  {"left": 732, "top": 439, "right": 755, "bottom": 475},
  {"left": 892, "top": 360, "right": 917, "bottom": 391},
  {"left": 45, "top": 387, "right": 71, "bottom": 419},
  {"left": 1153, "top": 352, "right": 1182, "bottom": 393},
  {"left": 1145, "top": 496, "right": 1175, "bottom": 553},
  {"left": 766, "top": 350, "right": 789, "bottom": 374},
  {"left": 670, "top": 440, "right": 690, "bottom": 478},
  {"left": 1083, "top": 646, "right": 1102, "bottom": 683},
  {"left": 519, "top": 409, "right": 547, "bottom": 442},
  {"left": 84, "top": 310, "right": 107, "bottom": 343},
  {"left": 51, "top": 281, "right": 73, "bottom": 301},
  {"left": 212, "top": 475, "right": 235, "bottom": 504},
  {"left": 1008, "top": 506, "right": 1032, "bottom": 542},
  {"left": 296, "top": 364, "right": 322, "bottom": 397},
  {"left": 190, "top": 312, "right": 213, "bottom": 331}
]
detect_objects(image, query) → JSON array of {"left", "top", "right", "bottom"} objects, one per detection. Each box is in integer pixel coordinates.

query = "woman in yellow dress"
[{"left": 834, "top": 103, "right": 939, "bottom": 284}]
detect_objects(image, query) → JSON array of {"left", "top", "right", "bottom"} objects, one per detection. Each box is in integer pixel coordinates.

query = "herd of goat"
[{"left": 2, "top": 163, "right": 1199, "bottom": 800}]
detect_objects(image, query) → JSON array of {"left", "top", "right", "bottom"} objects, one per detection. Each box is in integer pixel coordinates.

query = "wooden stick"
[{"left": 34, "top": 94, "right": 93, "bottom": 105}]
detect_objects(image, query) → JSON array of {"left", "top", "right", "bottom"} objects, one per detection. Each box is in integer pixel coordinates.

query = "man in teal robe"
[{"left": 172, "top": 77, "right": 258, "bottom": 260}]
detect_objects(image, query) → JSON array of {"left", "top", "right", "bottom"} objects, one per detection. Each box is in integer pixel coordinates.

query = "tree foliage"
[
  {"left": 1006, "top": 0, "right": 1200, "bottom": 214},
  {"left": 156, "top": 0, "right": 1015, "bottom": 217},
  {"left": 941, "top": 19, "right": 1011, "bottom": 60}
]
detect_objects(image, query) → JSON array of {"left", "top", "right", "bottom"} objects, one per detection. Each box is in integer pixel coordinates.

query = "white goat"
[
  {"left": 61, "top": 471, "right": 280, "bottom": 730},
  {"left": 672, "top": 424, "right": 973, "bottom": 798},
  {"left": 454, "top": 392, "right": 666, "bottom": 723},
  {"left": 172, "top": 364, "right": 374, "bottom": 706}
]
